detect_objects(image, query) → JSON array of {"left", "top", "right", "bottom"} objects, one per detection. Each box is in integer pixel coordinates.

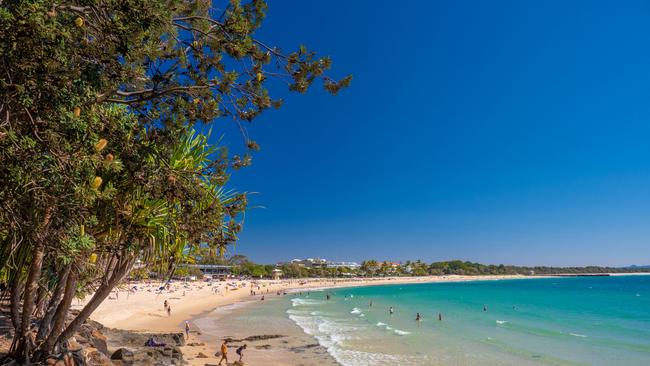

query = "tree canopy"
[{"left": 0, "top": 0, "right": 349, "bottom": 362}]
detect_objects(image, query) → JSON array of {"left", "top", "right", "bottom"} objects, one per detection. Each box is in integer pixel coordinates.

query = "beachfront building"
[
  {"left": 327, "top": 261, "right": 361, "bottom": 269},
  {"left": 272, "top": 268, "right": 283, "bottom": 280},
  {"left": 186, "top": 264, "right": 233, "bottom": 278},
  {"left": 289, "top": 258, "right": 329, "bottom": 268},
  {"left": 285, "top": 258, "right": 361, "bottom": 270}
]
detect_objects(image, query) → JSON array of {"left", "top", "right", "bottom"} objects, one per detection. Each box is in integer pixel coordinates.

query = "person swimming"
[
  {"left": 369, "top": 301, "right": 373, "bottom": 308},
  {"left": 483, "top": 305, "right": 487, "bottom": 312}
]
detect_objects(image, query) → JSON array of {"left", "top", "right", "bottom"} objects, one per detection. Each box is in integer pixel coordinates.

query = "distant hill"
[{"left": 625, "top": 265, "right": 650, "bottom": 269}]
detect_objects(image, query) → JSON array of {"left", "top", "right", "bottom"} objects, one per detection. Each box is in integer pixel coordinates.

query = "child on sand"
[
  {"left": 217, "top": 340, "right": 228, "bottom": 365},
  {"left": 236, "top": 344, "right": 247, "bottom": 362},
  {"left": 185, "top": 321, "right": 190, "bottom": 337}
]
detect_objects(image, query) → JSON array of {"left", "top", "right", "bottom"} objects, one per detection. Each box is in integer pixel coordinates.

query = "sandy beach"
[{"left": 84, "top": 274, "right": 539, "bottom": 365}]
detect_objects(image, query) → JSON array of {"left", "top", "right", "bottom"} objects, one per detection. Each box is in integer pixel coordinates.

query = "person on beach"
[
  {"left": 164, "top": 300, "right": 168, "bottom": 310},
  {"left": 217, "top": 340, "right": 229, "bottom": 365},
  {"left": 369, "top": 301, "right": 373, "bottom": 308},
  {"left": 185, "top": 321, "right": 190, "bottom": 337},
  {"left": 438, "top": 312, "right": 442, "bottom": 321},
  {"left": 167, "top": 305, "right": 171, "bottom": 317},
  {"left": 416, "top": 312, "right": 421, "bottom": 322},
  {"left": 236, "top": 344, "right": 247, "bottom": 362},
  {"left": 389, "top": 307, "right": 394, "bottom": 315}
]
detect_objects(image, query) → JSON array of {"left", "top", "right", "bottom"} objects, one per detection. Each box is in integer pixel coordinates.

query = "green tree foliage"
[{"left": 0, "top": 0, "right": 349, "bottom": 362}]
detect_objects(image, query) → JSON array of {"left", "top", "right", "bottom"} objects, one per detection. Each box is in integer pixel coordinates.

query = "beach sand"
[{"left": 84, "top": 275, "right": 536, "bottom": 365}]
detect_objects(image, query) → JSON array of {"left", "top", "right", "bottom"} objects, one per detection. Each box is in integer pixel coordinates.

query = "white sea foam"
[
  {"left": 288, "top": 306, "right": 425, "bottom": 365},
  {"left": 376, "top": 322, "right": 386, "bottom": 327},
  {"left": 496, "top": 320, "right": 508, "bottom": 325},
  {"left": 350, "top": 307, "right": 362, "bottom": 314},
  {"left": 393, "top": 329, "right": 411, "bottom": 336},
  {"left": 291, "top": 298, "right": 323, "bottom": 307},
  {"left": 570, "top": 333, "right": 587, "bottom": 338}
]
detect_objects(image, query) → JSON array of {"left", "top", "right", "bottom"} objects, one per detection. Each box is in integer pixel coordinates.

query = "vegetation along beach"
[{"left": 2, "top": 0, "right": 650, "bottom": 366}]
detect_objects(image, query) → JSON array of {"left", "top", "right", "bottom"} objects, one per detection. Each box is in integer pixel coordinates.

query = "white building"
[
  {"left": 327, "top": 261, "right": 361, "bottom": 269},
  {"left": 289, "top": 258, "right": 328, "bottom": 268}
]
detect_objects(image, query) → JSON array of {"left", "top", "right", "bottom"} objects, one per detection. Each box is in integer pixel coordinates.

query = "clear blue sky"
[{"left": 218, "top": 0, "right": 650, "bottom": 266}]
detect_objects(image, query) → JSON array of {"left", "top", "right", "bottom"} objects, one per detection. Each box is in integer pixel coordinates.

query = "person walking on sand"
[
  {"left": 236, "top": 344, "right": 247, "bottom": 362},
  {"left": 217, "top": 340, "right": 228, "bottom": 365},
  {"left": 185, "top": 321, "right": 190, "bottom": 337},
  {"left": 164, "top": 300, "right": 168, "bottom": 310},
  {"left": 167, "top": 305, "right": 171, "bottom": 317}
]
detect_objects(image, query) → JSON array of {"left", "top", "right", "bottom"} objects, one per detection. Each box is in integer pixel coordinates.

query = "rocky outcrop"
[
  {"left": 37, "top": 318, "right": 186, "bottom": 366},
  {"left": 100, "top": 327, "right": 185, "bottom": 366}
]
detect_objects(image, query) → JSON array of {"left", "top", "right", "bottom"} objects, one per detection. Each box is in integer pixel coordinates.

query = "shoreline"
[
  {"left": 85, "top": 273, "right": 650, "bottom": 365},
  {"left": 84, "top": 275, "right": 542, "bottom": 365},
  {"left": 86, "top": 275, "right": 546, "bottom": 331}
]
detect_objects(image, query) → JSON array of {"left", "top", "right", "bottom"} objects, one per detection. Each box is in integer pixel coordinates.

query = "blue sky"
[{"left": 219, "top": 0, "right": 650, "bottom": 266}]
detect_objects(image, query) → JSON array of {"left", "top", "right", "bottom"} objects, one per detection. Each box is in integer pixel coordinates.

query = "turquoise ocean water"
[{"left": 282, "top": 276, "right": 650, "bottom": 365}]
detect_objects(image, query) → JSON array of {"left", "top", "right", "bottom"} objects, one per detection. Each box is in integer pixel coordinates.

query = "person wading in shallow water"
[{"left": 217, "top": 339, "right": 229, "bottom": 365}]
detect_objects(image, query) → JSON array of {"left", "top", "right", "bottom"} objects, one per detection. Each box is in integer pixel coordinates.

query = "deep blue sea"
[{"left": 284, "top": 276, "right": 650, "bottom": 365}]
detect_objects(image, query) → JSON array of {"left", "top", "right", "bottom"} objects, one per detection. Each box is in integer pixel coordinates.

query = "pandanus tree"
[{"left": 0, "top": 0, "right": 349, "bottom": 362}]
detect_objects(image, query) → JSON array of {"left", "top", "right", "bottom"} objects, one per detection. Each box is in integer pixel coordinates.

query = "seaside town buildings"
[{"left": 283, "top": 258, "right": 361, "bottom": 270}]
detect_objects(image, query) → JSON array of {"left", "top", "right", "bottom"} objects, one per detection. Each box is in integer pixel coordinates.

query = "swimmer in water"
[
  {"left": 389, "top": 307, "right": 394, "bottom": 315},
  {"left": 483, "top": 305, "right": 487, "bottom": 312},
  {"left": 438, "top": 312, "right": 442, "bottom": 321},
  {"left": 416, "top": 312, "right": 421, "bottom": 322}
]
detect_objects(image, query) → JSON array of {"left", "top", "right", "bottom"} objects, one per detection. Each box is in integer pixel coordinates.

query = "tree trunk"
[
  {"left": 9, "top": 279, "right": 23, "bottom": 332},
  {"left": 55, "top": 256, "right": 134, "bottom": 347},
  {"left": 36, "top": 264, "right": 71, "bottom": 343},
  {"left": 41, "top": 269, "right": 77, "bottom": 354},
  {"left": 8, "top": 279, "right": 23, "bottom": 354},
  {"left": 11, "top": 206, "right": 54, "bottom": 361},
  {"left": 33, "top": 283, "right": 48, "bottom": 317},
  {"left": 15, "top": 241, "right": 45, "bottom": 361}
]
